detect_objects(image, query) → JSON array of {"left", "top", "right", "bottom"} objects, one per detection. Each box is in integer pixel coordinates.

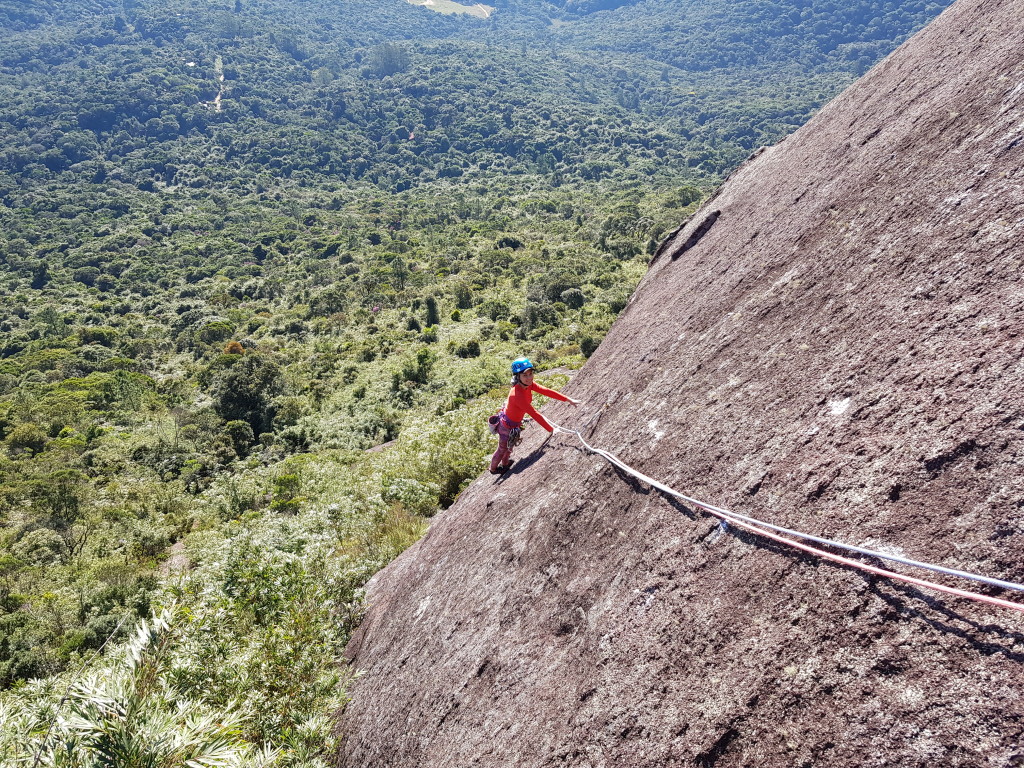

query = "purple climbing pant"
[{"left": 489, "top": 412, "right": 520, "bottom": 472}]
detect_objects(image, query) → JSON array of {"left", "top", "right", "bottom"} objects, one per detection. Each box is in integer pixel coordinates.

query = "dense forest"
[{"left": 0, "top": 0, "right": 950, "bottom": 764}]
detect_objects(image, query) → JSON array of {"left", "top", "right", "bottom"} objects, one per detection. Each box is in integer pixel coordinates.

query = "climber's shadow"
[{"left": 494, "top": 440, "right": 547, "bottom": 482}]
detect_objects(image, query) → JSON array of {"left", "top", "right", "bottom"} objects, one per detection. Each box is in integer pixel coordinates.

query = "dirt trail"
[{"left": 212, "top": 55, "right": 225, "bottom": 112}]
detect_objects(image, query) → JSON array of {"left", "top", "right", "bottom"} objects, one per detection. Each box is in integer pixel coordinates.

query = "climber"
[{"left": 489, "top": 357, "right": 580, "bottom": 475}]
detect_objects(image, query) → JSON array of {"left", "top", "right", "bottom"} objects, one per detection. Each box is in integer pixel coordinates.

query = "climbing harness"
[
  {"left": 489, "top": 411, "right": 528, "bottom": 454},
  {"left": 489, "top": 410, "right": 525, "bottom": 448},
  {"left": 548, "top": 420, "right": 1024, "bottom": 615}
]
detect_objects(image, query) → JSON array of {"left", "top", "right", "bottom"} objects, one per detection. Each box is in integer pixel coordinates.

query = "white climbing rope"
[{"left": 548, "top": 421, "right": 1024, "bottom": 614}]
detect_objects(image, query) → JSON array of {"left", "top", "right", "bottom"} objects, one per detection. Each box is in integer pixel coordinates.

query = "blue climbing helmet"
[{"left": 511, "top": 357, "right": 534, "bottom": 375}]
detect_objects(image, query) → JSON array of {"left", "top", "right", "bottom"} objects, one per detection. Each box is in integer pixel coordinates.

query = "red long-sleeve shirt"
[{"left": 503, "top": 381, "right": 571, "bottom": 432}]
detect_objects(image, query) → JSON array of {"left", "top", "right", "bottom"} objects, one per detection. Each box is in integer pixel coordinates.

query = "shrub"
[
  {"left": 478, "top": 298, "right": 512, "bottom": 321},
  {"left": 10, "top": 527, "right": 67, "bottom": 566},
  {"left": 73, "top": 266, "right": 101, "bottom": 286},
  {"left": 79, "top": 326, "right": 118, "bottom": 346},
  {"left": 270, "top": 473, "right": 302, "bottom": 514},
  {"left": 224, "top": 420, "right": 255, "bottom": 457},
  {"left": 272, "top": 396, "right": 308, "bottom": 430},
  {"left": 450, "top": 339, "right": 481, "bottom": 358},
  {"left": 6, "top": 422, "right": 48, "bottom": 455},
  {"left": 560, "top": 288, "right": 586, "bottom": 309},
  {"left": 197, "top": 320, "right": 234, "bottom": 345},
  {"left": 496, "top": 235, "right": 524, "bottom": 249}
]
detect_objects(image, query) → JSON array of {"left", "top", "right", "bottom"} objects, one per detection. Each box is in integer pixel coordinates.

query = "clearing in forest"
[{"left": 406, "top": 0, "right": 494, "bottom": 19}]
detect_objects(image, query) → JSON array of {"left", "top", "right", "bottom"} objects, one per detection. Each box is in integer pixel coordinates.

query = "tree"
[
  {"left": 224, "top": 419, "right": 255, "bottom": 457},
  {"left": 31, "top": 261, "right": 49, "bottom": 288},
  {"left": 368, "top": 43, "right": 411, "bottom": 78},
  {"left": 391, "top": 255, "right": 409, "bottom": 290},
  {"left": 424, "top": 296, "right": 440, "bottom": 326},
  {"left": 212, "top": 355, "right": 284, "bottom": 434}
]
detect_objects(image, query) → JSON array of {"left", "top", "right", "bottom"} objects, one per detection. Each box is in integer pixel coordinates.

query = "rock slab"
[{"left": 336, "top": 0, "right": 1024, "bottom": 765}]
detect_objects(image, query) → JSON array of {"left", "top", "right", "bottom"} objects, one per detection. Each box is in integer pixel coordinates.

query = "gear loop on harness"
[{"left": 494, "top": 409, "right": 525, "bottom": 448}]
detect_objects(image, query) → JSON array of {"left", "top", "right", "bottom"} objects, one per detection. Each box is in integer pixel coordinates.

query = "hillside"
[
  {"left": 0, "top": 0, "right": 948, "bottom": 695},
  {"left": 0, "top": 0, "right": 960, "bottom": 764},
  {"left": 336, "top": 0, "right": 1024, "bottom": 764}
]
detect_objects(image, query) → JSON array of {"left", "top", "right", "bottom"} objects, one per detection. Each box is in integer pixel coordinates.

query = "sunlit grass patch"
[
  {"left": 371, "top": 506, "right": 430, "bottom": 560},
  {"left": 406, "top": 0, "right": 494, "bottom": 18}
]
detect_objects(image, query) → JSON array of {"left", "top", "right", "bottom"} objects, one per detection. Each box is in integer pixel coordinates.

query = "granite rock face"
[{"left": 336, "top": 0, "right": 1024, "bottom": 764}]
